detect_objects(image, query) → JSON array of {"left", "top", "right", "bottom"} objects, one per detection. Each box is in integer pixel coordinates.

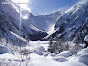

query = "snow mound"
[
  {"left": 57, "top": 51, "right": 72, "bottom": 57},
  {"left": 77, "top": 48, "right": 88, "bottom": 55},
  {"left": 38, "top": 46, "right": 45, "bottom": 52},
  {"left": 78, "top": 53, "right": 88, "bottom": 65},
  {"left": 0, "top": 46, "right": 11, "bottom": 54},
  {"left": 52, "top": 56, "right": 68, "bottom": 62},
  {"left": 30, "top": 53, "right": 86, "bottom": 66}
]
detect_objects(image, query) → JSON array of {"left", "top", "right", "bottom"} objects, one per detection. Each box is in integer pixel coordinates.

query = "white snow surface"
[{"left": 0, "top": 41, "right": 87, "bottom": 66}]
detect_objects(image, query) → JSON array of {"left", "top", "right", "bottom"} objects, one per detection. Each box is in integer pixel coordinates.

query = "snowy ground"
[{"left": 0, "top": 41, "right": 87, "bottom": 66}]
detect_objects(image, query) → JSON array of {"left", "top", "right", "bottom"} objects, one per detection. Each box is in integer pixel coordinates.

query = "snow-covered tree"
[
  {"left": 71, "top": 33, "right": 83, "bottom": 54},
  {"left": 48, "top": 36, "right": 54, "bottom": 53},
  {"left": 48, "top": 34, "right": 70, "bottom": 53}
]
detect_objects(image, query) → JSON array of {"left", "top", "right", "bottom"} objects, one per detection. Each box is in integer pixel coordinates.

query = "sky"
[
  {"left": 28, "top": 0, "right": 80, "bottom": 16},
  {"left": 12, "top": 0, "right": 80, "bottom": 16}
]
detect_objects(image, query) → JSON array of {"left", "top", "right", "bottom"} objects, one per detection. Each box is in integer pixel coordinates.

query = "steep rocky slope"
[{"left": 44, "top": 0, "right": 88, "bottom": 42}]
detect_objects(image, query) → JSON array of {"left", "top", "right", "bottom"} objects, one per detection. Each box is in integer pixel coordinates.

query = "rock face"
[{"left": 45, "top": 0, "right": 88, "bottom": 41}]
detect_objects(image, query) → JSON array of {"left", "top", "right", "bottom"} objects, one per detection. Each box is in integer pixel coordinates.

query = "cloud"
[
  {"left": 12, "top": 0, "right": 31, "bottom": 12},
  {"left": 11, "top": 0, "right": 31, "bottom": 19}
]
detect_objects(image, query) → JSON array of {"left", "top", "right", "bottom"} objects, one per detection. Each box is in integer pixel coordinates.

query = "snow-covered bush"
[
  {"left": 53, "top": 39, "right": 65, "bottom": 53},
  {"left": 70, "top": 44, "right": 83, "bottom": 54},
  {"left": 0, "top": 38, "right": 31, "bottom": 66},
  {"left": 48, "top": 36, "right": 70, "bottom": 54}
]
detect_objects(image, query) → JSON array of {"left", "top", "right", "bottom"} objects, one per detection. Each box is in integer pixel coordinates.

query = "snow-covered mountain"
[
  {"left": 45, "top": 0, "right": 88, "bottom": 42},
  {"left": 0, "top": 0, "right": 47, "bottom": 42},
  {"left": 0, "top": 0, "right": 63, "bottom": 42},
  {"left": 23, "top": 10, "right": 64, "bottom": 34}
]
